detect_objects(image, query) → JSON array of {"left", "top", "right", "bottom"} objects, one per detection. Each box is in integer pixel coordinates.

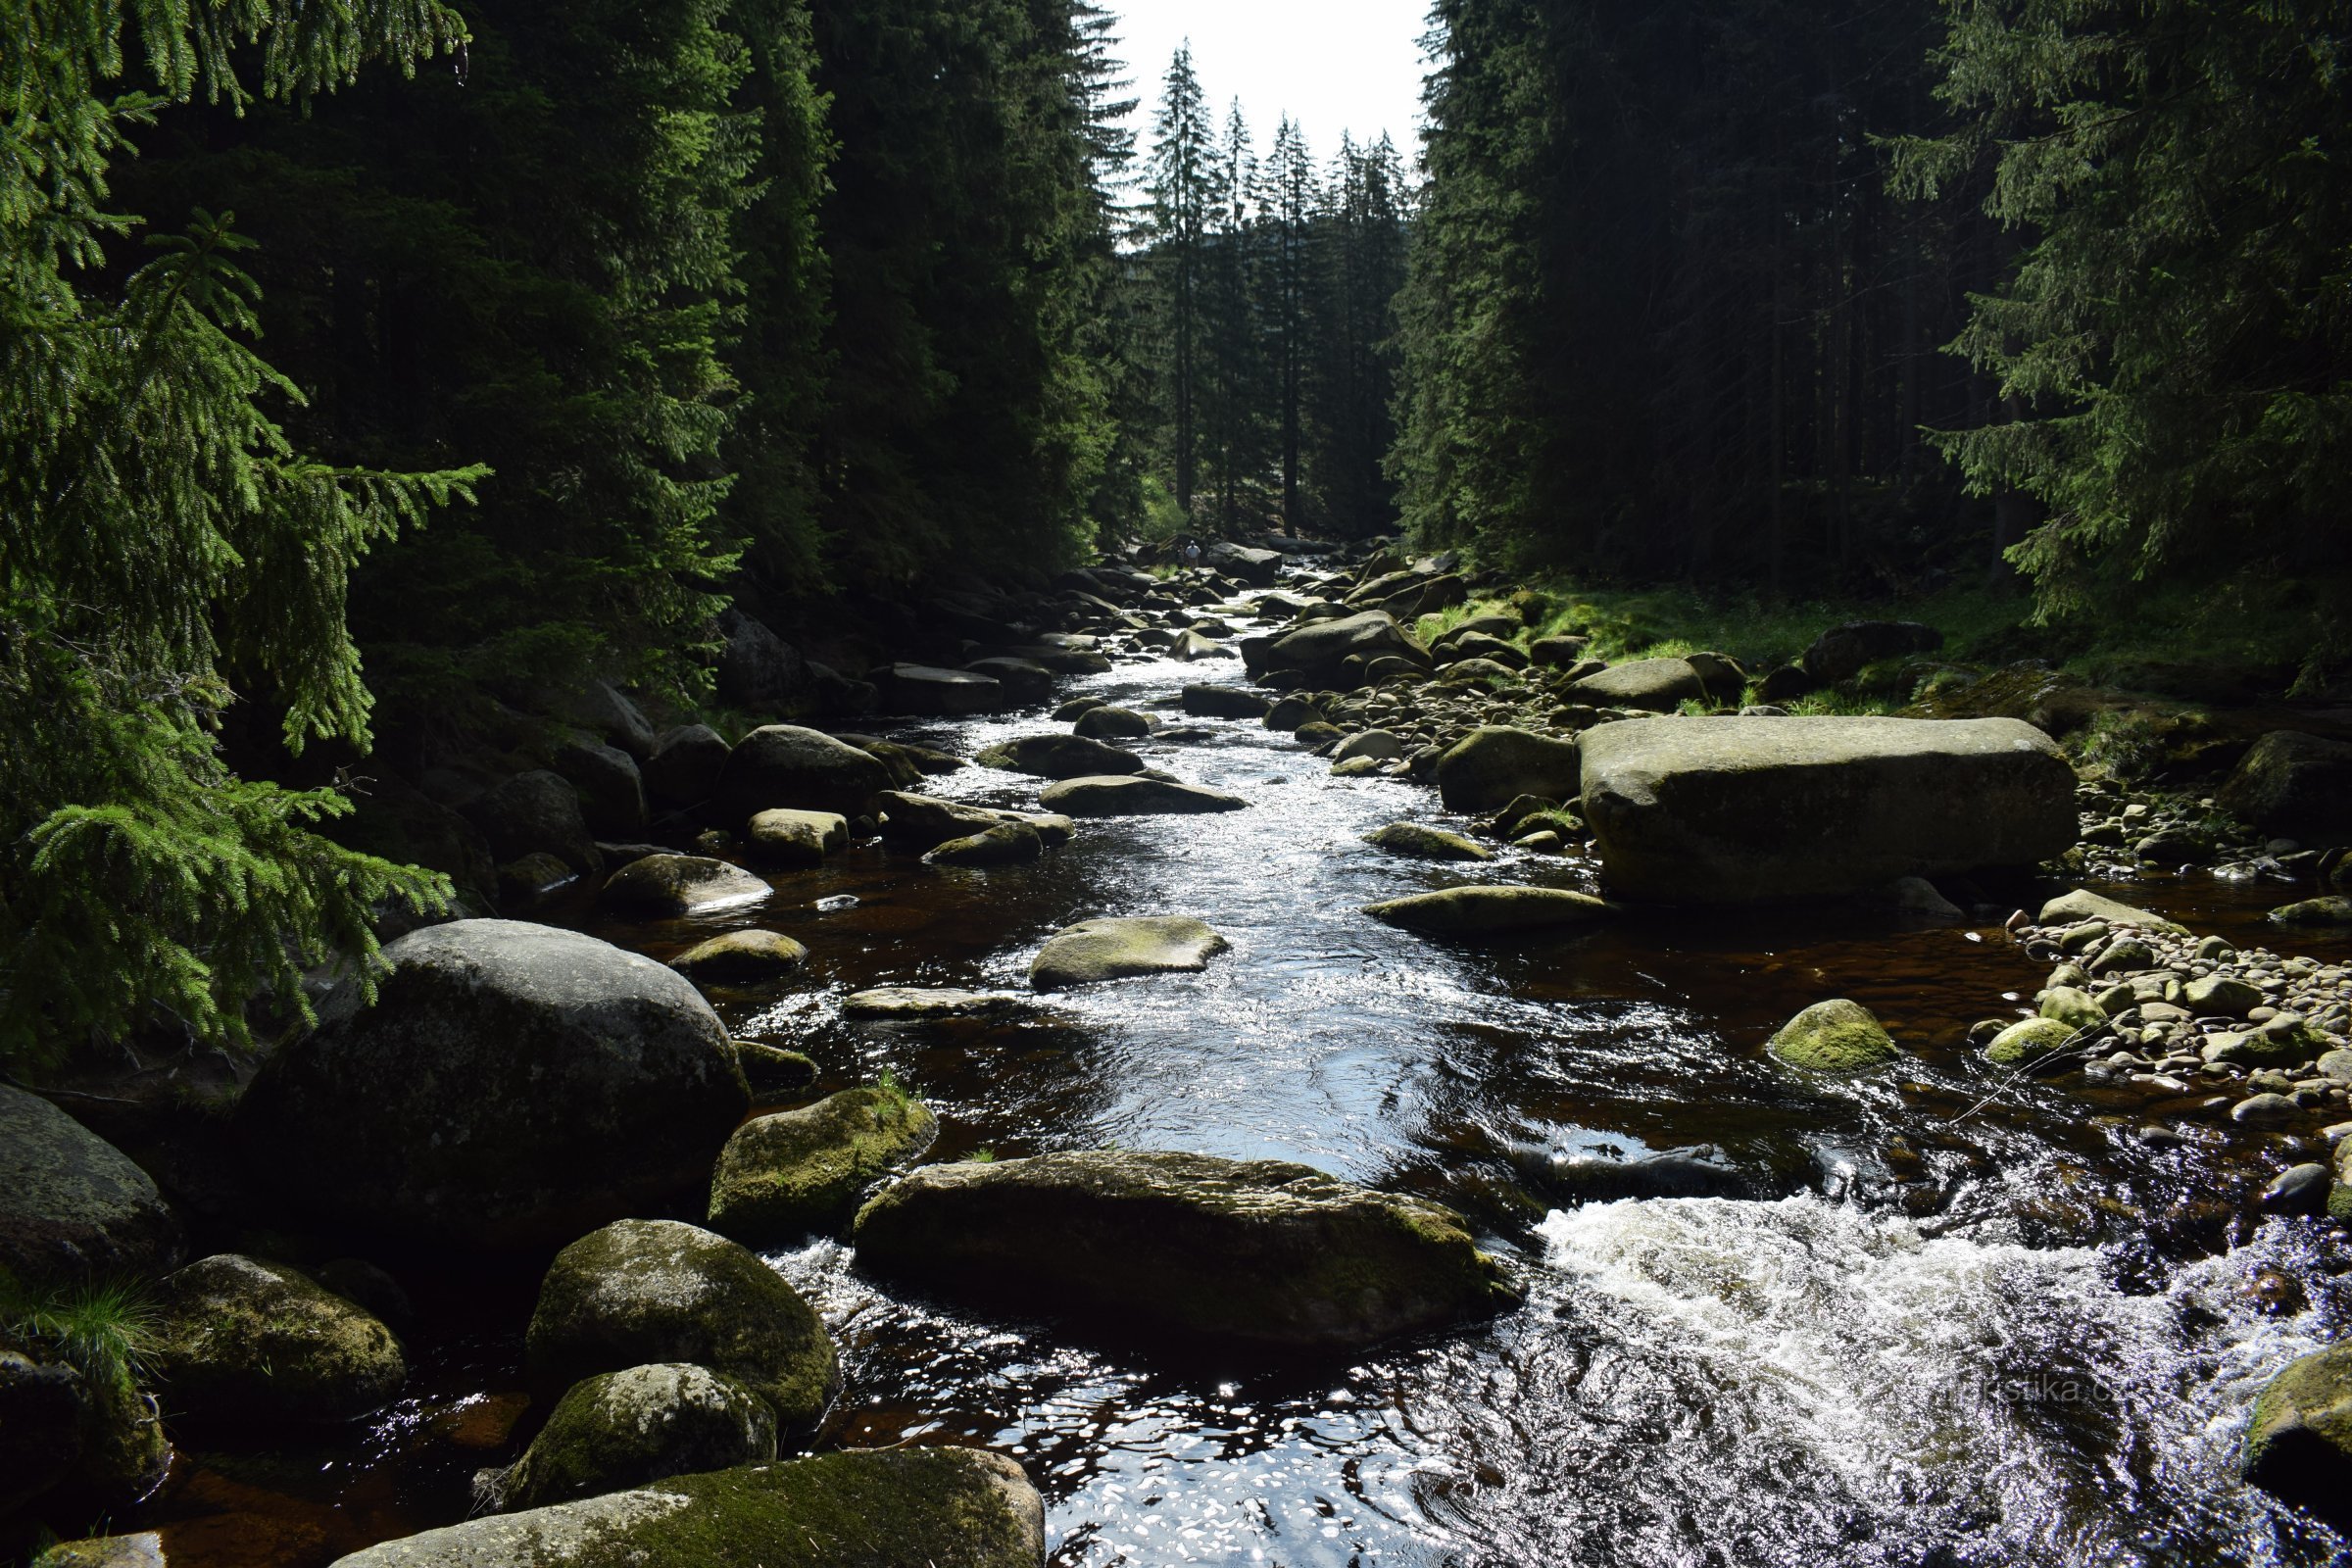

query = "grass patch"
[{"left": 1, "top": 1272, "right": 159, "bottom": 1397}]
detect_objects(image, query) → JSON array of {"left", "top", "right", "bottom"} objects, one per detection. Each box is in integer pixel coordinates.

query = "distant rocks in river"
[
  {"left": 328, "top": 1447, "right": 1045, "bottom": 1568},
  {"left": 1030, "top": 915, "right": 1229, "bottom": 990},
  {"left": 1578, "top": 715, "right": 2076, "bottom": 904},
  {"left": 977, "top": 732, "right": 1144, "bottom": 779},
  {"left": 876, "top": 790, "right": 1073, "bottom": 851},
  {"left": 235, "top": 920, "right": 750, "bottom": 1250},
  {"left": 851, "top": 1150, "right": 1518, "bottom": 1353}
]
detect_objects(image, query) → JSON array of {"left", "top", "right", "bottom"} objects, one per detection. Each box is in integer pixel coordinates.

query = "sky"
[{"left": 1103, "top": 0, "right": 1434, "bottom": 168}]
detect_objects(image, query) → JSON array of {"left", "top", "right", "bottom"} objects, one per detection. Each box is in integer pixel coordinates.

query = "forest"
[{"left": 9, "top": 3, "right": 2352, "bottom": 1565}]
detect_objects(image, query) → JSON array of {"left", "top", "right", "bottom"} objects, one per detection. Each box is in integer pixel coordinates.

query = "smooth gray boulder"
[
  {"left": 853, "top": 1150, "right": 1517, "bottom": 1353},
  {"left": 600, "top": 854, "right": 770, "bottom": 917},
  {"left": 235, "top": 921, "right": 750, "bottom": 1250},
  {"left": 0, "top": 1086, "right": 183, "bottom": 1291},
  {"left": 715, "top": 611, "right": 811, "bottom": 710},
  {"left": 328, "top": 1447, "right": 1045, "bottom": 1568},
  {"left": 1181, "top": 685, "right": 1274, "bottom": 719},
  {"left": 1257, "top": 611, "right": 1427, "bottom": 684},
  {"left": 550, "top": 736, "right": 648, "bottom": 839},
  {"left": 977, "top": 733, "right": 1145, "bottom": 779},
  {"left": 1578, "top": 715, "right": 2076, "bottom": 904},
  {"left": 642, "top": 724, "right": 729, "bottom": 808},
  {"left": 485, "top": 1363, "right": 777, "bottom": 1512},
  {"left": 1435, "top": 726, "right": 1582, "bottom": 812},
  {"left": 1073, "top": 705, "right": 1152, "bottom": 740},
  {"left": 525, "top": 1219, "right": 837, "bottom": 1428},
  {"left": 1560, "top": 658, "right": 1707, "bottom": 712},
  {"left": 714, "top": 725, "right": 891, "bottom": 824},
  {"left": 1037, "top": 775, "right": 1248, "bottom": 816},
  {"left": 2036, "top": 888, "right": 2186, "bottom": 934},
  {"left": 1030, "top": 916, "right": 1229, "bottom": 990},
  {"left": 463, "top": 770, "right": 602, "bottom": 876}
]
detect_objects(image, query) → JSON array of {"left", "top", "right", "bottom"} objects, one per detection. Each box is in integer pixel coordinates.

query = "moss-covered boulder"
[
  {"left": 1434, "top": 726, "right": 1582, "bottom": 813},
  {"left": 235, "top": 921, "right": 750, "bottom": 1251},
  {"left": 0, "top": 1084, "right": 183, "bottom": 1291},
  {"left": 151, "top": 1255, "right": 405, "bottom": 1424},
  {"left": 488, "top": 1363, "right": 777, "bottom": 1512},
  {"left": 525, "top": 1220, "right": 837, "bottom": 1429},
  {"left": 1036, "top": 775, "right": 1248, "bottom": 816},
  {"left": 735, "top": 1042, "right": 819, "bottom": 1097},
  {"left": 745, "top": 809, "right": 849, "bottom": 868},
  {"left": 924, "top": 821, "right": 1045, "bottom": 867},
  {"left": 328, "top": 1446, "right": 1044, "bottom": 1568},
  {"left": 601, "top": 855, "right": 771, "bottom": 917},
  {"left": 2270, "top": 896, "right": 2352, "bottom": 928},
  {"left": 1363, "top": 822, "right": 1494, "bottom": 861},
  {"left": 2241, "top": 1343, "right": 2352, "bottom": 1527},
  {"left": 853, "top": 1150, "right": 1518, "bottom": 1354},
  {"left": 2180, "top": 974, "right": 2264, "bottom": 1018},
  {"left": 2036, "top": 986, "right": 2106, "bottom": 1032},
  {"left": 1030, "top": 916, "right": 1230, "bottom": 990},
  {"left": 709, "top": 1088, "right": 939, "bottom": 1246},
  {"left": 977, "top": 734, "right": 1144, "bottom": 780},
  {"left": 670, "top": 930, "right": 808, "bottom": 984},
  {"left": 1362, "top": 885, "right": 1611, "bottom": 937},
  {"left": 1766, "top": 1000, "right": 1899, "bottom": 1072},
  {"left": 1073, "top": 705, "right": 1152, "bottom": 740},
  {"left": 1985, "top": 1017, "right": 2078, "bottom": 1067}
]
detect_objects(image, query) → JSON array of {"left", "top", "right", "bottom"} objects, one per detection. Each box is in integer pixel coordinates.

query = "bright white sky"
[{"left": 1104, "top": 0, "right": 1433, "bottom": 169}]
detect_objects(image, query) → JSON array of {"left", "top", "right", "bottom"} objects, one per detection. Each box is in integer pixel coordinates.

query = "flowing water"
[{"left": 117, "top": 617, "right": 2352, "bottom": 1567}]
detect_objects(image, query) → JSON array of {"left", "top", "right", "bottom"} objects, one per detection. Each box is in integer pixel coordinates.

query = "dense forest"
[{"left": 4, "top": 0, "right": 2349, "bottom": 1061}]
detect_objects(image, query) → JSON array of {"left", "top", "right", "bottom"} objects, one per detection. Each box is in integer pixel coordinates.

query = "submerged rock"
[
  {"left": 1363, "top": 822, "right": 1494, "bottom": 862},
  {"left": 487, "top": 1363, "right": 777, "bottom": 1513},
  {"left": 0, "top": 1085, "right": 184, "bottom": 1291},
  {"left": 1036, "top": 775, "right": 1248, "bottom": 816},
  {"left": 329, "top": 1447, "right": 1045, "bottom": 1568},
  {"left": 709, "top": 1087, "right": 939, "bottom": 1245},
  {"left": 1767, "top": 1000, "right": 1899, "bottom": 1072},
  {"left": 1030, "top": 916, "right": 1230, "bottom": 990},
  {"left": 525, "top": 1219, "right": 837, "bottom": 1429},
  {"left": 151, "top": 1254, "right": 406, "bottom": 1424},
  {"left": 1435, "top": 726, "right": 1583, "bottom": 812},
  {"left": 1362, "top": 885, "right": 1611, "bottom": 936},
  {"left": 853, "top": 1150, "right": 1517, "bottom": 1352},
  {"left": 841, "top": 988, "right": 1028, "bottom": 1020},
  {"left": 601, "top": 855, "right": 770, "bottom": 917},
  {"left": 236, "top": 921, "right": 750, "bottom": 1250},
  {"left": 2241, "top": 1343, "right": 2352, "bottom": 1527},
  {"left": 1578, "top": 715, "right": 2076, "bottom": 904}
]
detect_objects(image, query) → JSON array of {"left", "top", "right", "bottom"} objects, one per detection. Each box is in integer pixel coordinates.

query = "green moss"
[
  {"left": 1767, "top": 1000, "right": 1899, "bottom": 1073},
  {"left": 708, "top": 1087, "right": 939, "bottom": 1246},
  {"left": 150, "top": 1254, "right": 406, "bottom": 1423},
  {"left": 1985, "top": 1017, "right": 2080, "bottom": 1067}
]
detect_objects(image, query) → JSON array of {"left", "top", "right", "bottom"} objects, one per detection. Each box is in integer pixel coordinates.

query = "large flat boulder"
[
  {"left": 1030, "top": 916, "right": 1228, "bottom": 990},
  {"left": 1578, "top": 715, "right": 2076, "bottom": 904},
  {"left": 875, "top": 792, "right": 1073, "bottom": 851},
  {"left": 235, "top": 921, "right": 751, "bottom": 1250},
  {"left": 327, "top": 1447, "right": 1045, "bottom": 1568},
  {"left": 1037, "top": 775, "right": 1248, "bottom": 816},
  {"left": 0, "top": 1085, "right": 183, "bottom": 1291},
  {"left": 1257, "top": 611, "right": 1427, "bottom": 684},
  {"left": 852, "top": 1151, "right": 1517, "bottom": 1353},
  {"left": 714, "top": 726, "right": 891, "bottom": 824},
  {"left": 1363, "top": 885, "right": 1611, "bottom": 936}
]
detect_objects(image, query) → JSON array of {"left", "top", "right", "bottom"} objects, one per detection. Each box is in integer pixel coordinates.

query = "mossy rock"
[
  {"left": 1035, "top": 775, "right": 1248, "bottom": 816},
  {"left": 975, "top": 733, "right": 1143, "bottom": 780},
  {"left": 329, "top": 1446, "right": 1044, "bottom": 1568},
  {"left": 2180, "top": 974, "right": 2263, "bottom": 1018},
  {"left": 1434, "top": 726, "right": 1581, "bottom": 812},
  {"left": 671, "top": 929, "right": 808, "bottom": 984},
  {"left": 2271, "top": 896, "right": 2352, "bottom": 928},
  {"left": 2036, "top": 986, "right": 2106, "bottom": 1032},
  {"left": 524, "top": 1219, "right": 837, "bottom": 1428},
  {"left": 1766, "top": 999, "right": 1898, "bottom": 1072},
  {"left": 745, "top": 809, "right": 849, "bottom": 868},
  {"left": 151, "top": 1254, "right": 405, "bottom": 1424},
  {"left": 0, "top": 1083, "right": 184, "bottom": 1291},
  {"left": 1362, "top": 885, "right": 1611, "bottom": 937},
  {"left": 1029, "top": 916, "right": 1230, "bottom": 990},
  {"left": 852, "top": 1150, "right": 1520, "bottom": 1355},
  {"left": 489, "top": 1363, "right": 777, "bottom": 1512},
  {"left": 1985, "top": 1017, "right": 2078, "bottom": 1068},
  {"left": 923, "top": 821, "right": 1044, "bottom": 867},
  {"left": 1363, "top": 823, "right": 1493, "bottom": 862},
  {"left": 735, "top": 1042, "right": 819, "bottom": 1097},
  {"left": 709, "top": 1088, "right": 939, "bottom": 1246},
  {"left": 2241, "top": 1342, "right": 2352, "bottom": 1527}
]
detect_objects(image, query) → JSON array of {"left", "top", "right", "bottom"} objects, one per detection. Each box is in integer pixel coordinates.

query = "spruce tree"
[{"left": 1148, "top": 44, "right": 1214, "bottom": 515}]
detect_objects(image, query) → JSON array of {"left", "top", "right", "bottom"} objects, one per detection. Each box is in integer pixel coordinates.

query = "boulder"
[
  {"left": 670, "top": 930, "right": 808, "bottom": 984},
  {"left": 1073, "top": 706, "right": 1152, "bottom": 740},
  {"left": 1363, "top": 822, "right": 1493, "bottom": 862},
  {"left": 853, "top": 1151, "right": 1516, "bottom": 1353},
  {"left": 709, "top": 1088, "right": 939, "bottom": 1245},
  {"left": 1445, "top": 631, "right": 1528, "bottom": 669},
  {"left": 2217, "top": 732, "right": 2352, "bottom": 843},
  {"left": 525, "top": 1219, "right": 837, "bottom": 1428},
  {"left": 2272, "top": 896, "right": 2352, "bottom": 927},
  {"left": 0, "top": 1085, "right": 183, "bottom": 1291},
  {"left": 876, "top": 663, "right": 1005, "bottom": 716},
  {"left": 1168, "top": 630, "right": 1228, "bottom": 661},
  {"left": 1560, "top": 657, "right": 1706, "bottom": 712},
  {"left": 464, "top": 770, "right": 602, "bottom": 876},
  {"left": 1578, "top": 715, "right": 2076, "bottom": 904},
  {"left": 735, "top": 1043, "right": 818, "bottom": 1098},
  {"left": 0, "top": 1340, "right": 90, "bottom": 1517},
  {"left": 1206, "top": 544, "right": 1284, "bottom": 585},
  {"left": 1766, "top": 1000, "right": 1899, "bottom": 1072},
  {"left": 1985, "top": 1017, "right": 2078, "bottom": 1067},
  {"left": 745, "top": 808, "right": 849, "bottom": 867},
  {"left": 2241, "top": 1343, "right": 2352, "bottom": 1526},
  {"left": 1362, "top": 885, "right": 1612, "bottom": 936},
  {"left": 924, "top": 821, "right": 1045, "bottom": 867},
  {"left": 1030, "top": 916, "right": 1229, "bottom": 990},
  {"left": 1037, "top": 775, "right": 1249, "bottom": 816},
  {"left": 876, "top": 791, "right": 1073, "bottom": 851},
  {"left": 715, "top": 725, "right": 892, "bottom": 823},
  {"left": 840, "top": 989, "right": 1028, "bottom": 1020},
  {"left": 150, "top": 1254, "right": 405, "bottom": 1424},
  {"left": 319, "top": 772, "right": 500, "bottom": 915},
  {"left": 2035, "top": 889, "right": 2187, "bottom": 935},
  {"left": 601, "top": 854, "right": 771, "bottom": 917},
  {"left": 558, "top": 681, "right": 658, "bottom": 760},
  {"left": 1528, "top": 635, "right": 1590, "bottom": 669},
  {"left": 1333, "top": 730, "right": 1406, "bottom": 763},
  {"left": 1435, "top": 726, "right": 1583, "bottom": 813},
  {"left": 963, "top": 657, "right": 1055, "bottom": 705},
  {"left": 235, "top": 921, "right": 750, "bottom": 1250},
  {"left": 643, "top": 724, "right": 730, "bottom": 809},
  {"left": 551, "top": 736, "right": 648, "bottom": 839},
  {"left": 1800, "top": 620, "right": 1942, "bottom": 684},
  {"left": 1260, "top": 612, "right": 1426, "bottom": 685},
  {"left": 977, "top": 733, "right": 1145, "bottom": 779},
  {"left": 1182, "top": 685, "right": 1275, "bottom": 720},
  {"left": 714, "top": 611, "right": 810, "bottom": 710},
  {"left": 488, "top": 1363, "right": 777, "bottom": 1513}
]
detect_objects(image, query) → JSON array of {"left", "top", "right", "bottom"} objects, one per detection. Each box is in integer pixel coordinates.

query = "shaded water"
[{"left": 122, "top": 637, "right": 2352, "bottom": 1566}]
